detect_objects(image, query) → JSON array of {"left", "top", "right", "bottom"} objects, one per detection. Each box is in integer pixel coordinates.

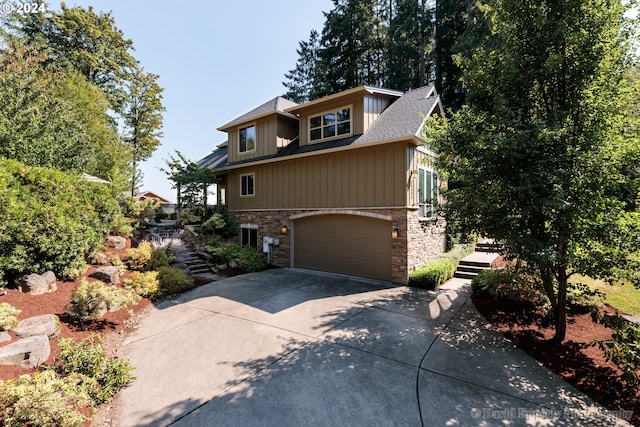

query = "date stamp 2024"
[{"left": 1, "top": 2, "right": 47, "bottom": 14}]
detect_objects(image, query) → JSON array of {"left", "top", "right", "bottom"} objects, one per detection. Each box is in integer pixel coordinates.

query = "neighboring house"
[
  {"left": 125, "top": 189, "right": 176, "bottom": 214},
  {"left": 198, "top": 84, "right": 445, "bottom": 284}
]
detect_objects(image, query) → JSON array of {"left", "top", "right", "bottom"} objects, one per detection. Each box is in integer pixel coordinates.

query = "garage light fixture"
[
  {"left": 392, "top": 227, "right": 399, "bottom": 239},
  {"left": 281, "top": 225, "right": 289, "bottom": 234}
]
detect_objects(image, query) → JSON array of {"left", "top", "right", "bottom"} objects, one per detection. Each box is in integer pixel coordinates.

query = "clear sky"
[{"left": 58, "top": 0, "right": 334, "bottom": 202}]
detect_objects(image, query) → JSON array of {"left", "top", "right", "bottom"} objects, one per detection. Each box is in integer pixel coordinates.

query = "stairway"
[
  {"left": 453, "top": 242, "right": 501, "bottom": 280},
  {"left": 183, "top": 252, "right": 220, "bottom": 282}
]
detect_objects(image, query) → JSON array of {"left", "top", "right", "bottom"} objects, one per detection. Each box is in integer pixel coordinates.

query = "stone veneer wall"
[{"left": 231, "top": 207, "right": 445, "bottom": 284}]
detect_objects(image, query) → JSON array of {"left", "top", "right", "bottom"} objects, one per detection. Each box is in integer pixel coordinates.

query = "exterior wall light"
[
  {"left": 281, "top": 225, "right": 289, "bottom": 234},
  {"left": 392, "top": 227, "right": 399, "bottom": 239}
]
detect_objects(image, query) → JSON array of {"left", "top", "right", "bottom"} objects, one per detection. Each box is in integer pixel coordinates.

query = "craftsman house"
[{"left": 198, "top": 84, "right": 445, "bottom": 284}]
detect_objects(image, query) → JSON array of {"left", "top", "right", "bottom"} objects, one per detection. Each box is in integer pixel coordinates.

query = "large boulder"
[
  {"left": 15, "top": 271, "right": 57, "bottom": 295},
  {"left": 0, "top": 332, "right": 10, "bottom": 343},
  {"left": 12, "top": 314, "right": 60, "bottom": 338},
  {"left": 89, "top": 266, "right": 120, "bottom": 285},
  {"left": 0, "top": 335, "right": 50, "bottom": 368},
  {"left": 106, "top": 235, "right": 127, "bottom": 249}
]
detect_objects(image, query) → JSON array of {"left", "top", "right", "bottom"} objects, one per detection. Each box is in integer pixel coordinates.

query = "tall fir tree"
[{"left": 282, "top": 30, "right": 321, "bottom": 103}]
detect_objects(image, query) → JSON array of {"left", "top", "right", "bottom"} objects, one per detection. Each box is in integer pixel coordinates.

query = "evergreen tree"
[{"left": 282, "top": 30, "right": 321, "bottom": 103}]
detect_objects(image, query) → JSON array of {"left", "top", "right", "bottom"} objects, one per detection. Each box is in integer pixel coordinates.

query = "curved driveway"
[{"left": 108, "top": 269, "right": 630, "bottom": 427}]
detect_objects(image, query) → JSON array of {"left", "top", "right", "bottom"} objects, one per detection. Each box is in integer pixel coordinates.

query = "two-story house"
[{"left": 197, "top": 84, "right": 445, "bottom": 284}]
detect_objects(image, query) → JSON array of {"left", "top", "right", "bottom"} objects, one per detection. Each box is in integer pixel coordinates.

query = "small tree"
[{"left": 426, "top": 0, "right": 640, "bottom": 342}]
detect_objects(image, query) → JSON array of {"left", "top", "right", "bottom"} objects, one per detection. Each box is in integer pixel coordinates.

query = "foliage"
[
  {"left": 471, "top": 268, "right": 516, "bottom": 298},
  {"left": 121, "top": 68, "right": 165, "bottom": 196},
  {"left": 471, "top": 268, "right": 549, "bottom": 310},
  {"left": 157, "top": 266, "right": 194, "bottom": 296},
  {"left": 237, "top": 246, "right": 267, "bottom": 273},
  {"left": 123, "top": 271, "right": 160, "bottom": 299},
  {"left": 67, "top": 279, "right": 139, "bottom": 323},
  {"left": 122, "top": 197, "right": 161, "bottom": 226},
  {"left": 199, "top": 213, "right": 226, "bottom": 234},
  {"left": 0, "top": 303, "right": 21, "bottom": 331},
  {"left": 0, "top": 158, "right": 121, "bottom": 286},
  {"left": 572, "top": 274, "right": 640, "bottom": 317},
  {"left": 212, "top": 204, "right": 239, "bottom": 238},
  {"left": 408, "top": 259, "right": 456, "bottom": 289},
  {"left": 283, "top": 29, "right": 322, "bottom": 102},
  {"left": 56, "top": 334, "right": 136, "bottom": 404},
  {"left": 0, "top": 40, "right": 129, "bottom": 188},
  {"left": 108, "top": 254, "right": 127, "bottom": 276},
  {"left": 206, "top": 243, "right": 242, "bottom": 265},
  {"left": 145, "top": 249, "right": 171, "bottom": 272},
  {"left": 566, "top": 282, "right": 605, "bottom": 313},
  {"left": 122, "top": 241, "right": 154, "bottom": 271},
  {"left": 593, "top": 314, "right": 640, "bottom": 385},
  {"left": 0, "top": 370, "right": 92, "bottom": 427},
  {"left": 425, "top": 0, "right": 640, "bottom": 341},
  {"left": 162, "top": 151, "right": 217, "bottom": 223}
]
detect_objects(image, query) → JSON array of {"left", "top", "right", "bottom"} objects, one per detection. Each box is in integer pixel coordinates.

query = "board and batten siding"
[
  {"left": 228, "top": 116, "right": 298, "bottom": 164},
  {"left": 227, "top": 143, "right": 410, "bottom": 210},
  {"left": 363, "top": 95, "right": 392, "bottom": 129}
]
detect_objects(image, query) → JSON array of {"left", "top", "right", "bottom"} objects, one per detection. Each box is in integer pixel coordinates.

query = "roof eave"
[
  {"left": 218, "top": 110, "right": 298, "bottom": 132},
  {"left": 285, "top": 85, "right": 404, "bottom": 115}
]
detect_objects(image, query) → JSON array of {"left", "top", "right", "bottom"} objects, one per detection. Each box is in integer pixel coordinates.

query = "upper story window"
[
  {"left": 309, "top": 106, "right": 351, "bottom": 142},
  {"left": 240, "top": 173, "right": 255, "bottom": 197},
  {"left": 239, "top": 125, "right": 256, "bottom": 153},
  {"left": 418, "top": 167, "right": 438, "bottom": 219}
]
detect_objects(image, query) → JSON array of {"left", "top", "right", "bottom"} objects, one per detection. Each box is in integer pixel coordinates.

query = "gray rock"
[
  {"left": 12, "top": 314, "right": 60, "bottom": 338},
  {"left": 15, "top": 271, "right": 57, "bottom": 295},
  {"left": 106, "top": 235, "right": 127, "bottom": 249},
  {"left": 92, "top": 252, "right": 109, "bottom": 265},
  {"left": 90, "top": 266, "right": 120, "bottom": 285},
  {"left": 0, "top": 335, "right": 50, "bottom": 368},
  {"left": 0, "top": 331, "right": 11, "bottom": 343}
]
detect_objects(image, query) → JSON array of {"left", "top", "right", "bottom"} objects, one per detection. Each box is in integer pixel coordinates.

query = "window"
[
  {"left": 239, "top": 125, "right": 256, "bottom": 153},
  {"left": 241, "top": 227, "right": 258, "bottom": 248},
  {"left": 240, "top": 173, "right": 254, "bottom": 197},
  {"left": 309, "top": 106, "right": 351, "bottom": 142},
  {"left": 418, "top": 168, "right": 438, "bottom": 218}
]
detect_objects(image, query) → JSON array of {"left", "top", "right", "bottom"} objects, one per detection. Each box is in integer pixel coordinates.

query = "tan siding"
[
  {"left": 227, "top": 116, "right": 298, "bottom": 164},
  {"left": 227, "top": 143, "right": 410, "bottom": 210},
  {"left": 363, "top": 95, "right": 392, "bottom": 131},
  {"left": 299, "top": 93, "right": 364, "bottom": 146}
]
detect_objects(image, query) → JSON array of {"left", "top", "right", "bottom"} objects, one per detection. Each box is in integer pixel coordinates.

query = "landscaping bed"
[{"left": 473, "top": 297, "right": 639, "bottom": 426}]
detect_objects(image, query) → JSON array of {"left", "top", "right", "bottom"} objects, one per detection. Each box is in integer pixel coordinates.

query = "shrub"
[
  {"left": 207, "top": 243, "right": 242, "bottom": 265},
  {"left": 408, "top": 258, "right": 457, "bottom": 289},
  {"left": 108, "top": 254, "right": 127, "bottom": 275},
  {"left": 594, "top": 314, "right": 640, "bottom": 385},
  {"left": 237, "top": 246, "right": 266, "bottom": 273},
  {"left": 157, "top": 266, "right": 194, "bottom": 296},
  {"left": 199, "top": 213, "right": 226, "bottom": 234},
  {"left": 0, "top": 158, "right": 121, "bottom": 286},
  {"left": 145, "top": 249, "right": 170, "bottom": 272},
  {"left": 471, "top": 269, "right": 516, "bottom": 298},
  {"left": 122, "top": 197, "right": 160, "bottom": 225},
  {"left": 122, "top": 241, "right": 153, "bottom": 271},
  {"left": 67, "top": 279, "right": 139, "bottom": 323},
  {"left": 566, "top": 282, "right": 605, "bottom": 313},
  {"left": 0, "top": 303, "right": 21, "bottom": 331},
  {"left": 0, "top": 370, "right": 92, "bottom": 427},
  {"left": 123, "top": 271, "right": 160, "bottom": 298},
  {"left": 56, "top": 335, "right": 136, "bottom": 405},
  {"left": 213, "top": 204, "right": 239, "bottom": 238},
  {"left": 471, "top": 268, "right": 549, "bottom": 310}
]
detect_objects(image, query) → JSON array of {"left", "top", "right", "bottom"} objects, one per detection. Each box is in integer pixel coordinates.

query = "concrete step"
[
  {"left": 458, "top": 259, "right": 491, "bottom": 268},
  {"left": 453, "top": 271, "right": 479, "bottom": 280},
  {"left": 456, "top": 265, "right": 486, "bottom": 274}
]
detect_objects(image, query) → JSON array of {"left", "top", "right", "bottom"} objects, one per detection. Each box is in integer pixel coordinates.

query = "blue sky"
[{"left": 59, "top": 0, "right": 334, "bottom": 202}]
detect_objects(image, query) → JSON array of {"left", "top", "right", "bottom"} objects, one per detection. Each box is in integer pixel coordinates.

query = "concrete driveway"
[{"left": 108, "top": 269, "right": 630, "bottom": 427}]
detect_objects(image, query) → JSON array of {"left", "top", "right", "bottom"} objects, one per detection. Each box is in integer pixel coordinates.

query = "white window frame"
[
  {"left": 240, "top": 224, "right": 258, "bottom": 248},
  {"left": 238, "top": 124, "right": 256, "bottom": 154},
  {"left": 240, "top": 173, "right": 255, "bottom": 197},
  {"left": 418, "top": 166, "right": 438, "bottom": 219},
  {"left": 308, "top": 105, "right": 352, "bottom": 142}
]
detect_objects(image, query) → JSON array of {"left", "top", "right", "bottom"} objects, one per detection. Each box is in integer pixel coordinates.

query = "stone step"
[
  {"left": 453, "top": 271, "right": 479, "bottom": 280},
  {"left": 456, "top": 265, "right": 486, "bottom": 274},
  {"left": 458, "top": 259, "right": 492, "bottom": 268}
]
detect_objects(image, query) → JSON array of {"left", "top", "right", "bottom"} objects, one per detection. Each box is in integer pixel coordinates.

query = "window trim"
[
  {"left": 240, "top": 225, "right": 258, "bottom": 248},
  {"left": 240, "top": 173, "right": 255, "bottom": 197},
  {"left": 417, "top": 166, "right": 438, "bottom": 219},
  {"left": 238, "top": 124, "right": 256, "bottom": 154},
  {"left": 308, "top": 105, "right": 353, "bottom": 143}
]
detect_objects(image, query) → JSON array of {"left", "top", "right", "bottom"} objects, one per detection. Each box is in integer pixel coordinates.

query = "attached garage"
[{"left": 293, "top": 214, "right": 392, "bottom": 281}]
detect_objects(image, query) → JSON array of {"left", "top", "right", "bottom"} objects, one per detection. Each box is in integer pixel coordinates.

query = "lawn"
[{"left": 571, "top": 275, "right": 640, "bottom": 317}]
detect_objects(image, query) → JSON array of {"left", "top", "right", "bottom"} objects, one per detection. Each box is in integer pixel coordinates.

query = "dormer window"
[
  {"left": 309, "top": 106, "right": 351, "bottom": 142},
  {"left": 239, "top": 125, "right": 256, "bottom": 153}
]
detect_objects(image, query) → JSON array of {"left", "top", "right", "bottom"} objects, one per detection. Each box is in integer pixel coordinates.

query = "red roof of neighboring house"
[{"left": 138, "top": 191, "right": 171, "bottom": 203}]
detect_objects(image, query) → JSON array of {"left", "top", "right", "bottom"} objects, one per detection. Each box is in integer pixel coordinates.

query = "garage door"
[{"left": 294, "top": 214, "right": 392, "bottom": 281}]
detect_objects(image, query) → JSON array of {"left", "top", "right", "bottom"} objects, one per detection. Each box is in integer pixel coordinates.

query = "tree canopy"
[{"left": 425, "top": 0, "right": 640, "bottom": 342}]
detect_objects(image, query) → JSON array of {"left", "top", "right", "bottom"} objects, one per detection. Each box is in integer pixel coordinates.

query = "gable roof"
[
  {"left": 218, "top": 96, "right": 298, "bottom": 131},
  {"left": 196, "top": 141, "right": 228, "bottom": 169},
  {"left": 354, "top": 84, "right": 441, "bottom": 145},
  {"left": 285, "top": 85, "right": 403, "bottom": 115}
]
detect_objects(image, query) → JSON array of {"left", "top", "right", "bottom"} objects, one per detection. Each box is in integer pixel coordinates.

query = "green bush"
[
  {"left": 207, "top": 243, "right": 242, "bottom": 265},
  {"left": 108, "top": 254, "right": 127, "bottom": 276},
  {"left": 594, "top": 314, "right": 640, "bottom": 385},
  {"left": 471, "top": 269, "right": 515, "bottom": 298},
  {"left": 199, "top": 213, "right": 225, "bottom": 234},
  {"left": 67, "top": 279, "right": 139, "bottom": 323},
  {"left": 123, "top": 271, "right": 160, "bottom": 298},
  {"left": 56, "top": 335, "right": 136, "bottom": 405},
  {"left": 122, "top": 197, "right": 160, "bottom": 225},
  {"left": 145, "top": 249, "right": 170, "bottom": 272},
  {"left": 408, "top": 259, "right": 457, "bottom": 289},
  {"left": 0, "top": 303, "right": 21, "bottom": 331},
  {"left": 238, "top": 246, "right": 266, "bottom": 273},
  {"left": 0, "top": 370, "right": 92, "bottom": 427},
  {"left": 567, "top": 282, "right": 605, "bottom": 313},
  {"left": 157, "top": 266, "right": 194, "bottom": 296},
  {"left": 122, "top": 241, "right": 153, "bottom": 271},
  {"left": 0, "top": 158, "right": 121, "bottom": 286},
  {"left": 471, "top": 268, "right": 549, "bottom": 310}
]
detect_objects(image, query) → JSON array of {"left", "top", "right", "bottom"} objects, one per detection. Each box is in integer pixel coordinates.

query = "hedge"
[
  {"left": 408, "top": 242, "right": 476, "bottom": 290},
  {"left": 0, "top": 158, "right": 121, "bottom": 286}
]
